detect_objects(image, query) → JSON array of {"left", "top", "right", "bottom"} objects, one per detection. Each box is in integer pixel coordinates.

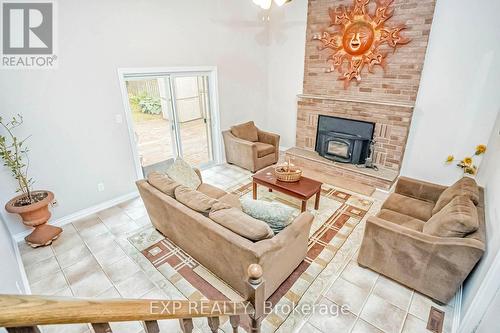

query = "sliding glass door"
[{"left": 122, "top": 71, "right": 217, "bottom": 176}]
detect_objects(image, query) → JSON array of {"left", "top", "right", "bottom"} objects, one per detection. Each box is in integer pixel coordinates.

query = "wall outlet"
[
  {"left": 97, "top": 183, "right": 105, "bottom": 192},
  {"left": 115, "top": 114, "right": 123, "bottom": 124}
]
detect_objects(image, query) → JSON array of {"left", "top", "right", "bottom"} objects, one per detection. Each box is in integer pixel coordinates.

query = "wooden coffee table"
[{"left": 252, "top": 166, "right": 323, "bottom": 212}]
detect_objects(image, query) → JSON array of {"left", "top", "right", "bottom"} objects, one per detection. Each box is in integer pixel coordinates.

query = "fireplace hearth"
[{"left": 315, "top": 115, "right": 374, "bottom": 165}]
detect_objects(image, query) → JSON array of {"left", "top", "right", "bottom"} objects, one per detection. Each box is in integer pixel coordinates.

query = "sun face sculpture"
[{"left": 313, "top": 0, "right": 410, "bottom": 88}]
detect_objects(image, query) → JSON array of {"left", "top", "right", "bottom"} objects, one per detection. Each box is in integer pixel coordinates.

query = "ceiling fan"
[{"left": 252, "top": 0, "right": 292, "bottom": 10}]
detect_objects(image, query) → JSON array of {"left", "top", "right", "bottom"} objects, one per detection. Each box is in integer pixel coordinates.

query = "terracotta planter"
[
  {"left": 5, "top": 190, "right": 62, "bottom": 247},
  {"left": 5, "top": 190, "right": 54, "bottom": 226}
]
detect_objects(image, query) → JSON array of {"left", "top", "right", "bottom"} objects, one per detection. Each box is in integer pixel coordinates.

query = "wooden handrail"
[
  {"left": 0, "top": 296, "right": 252, "bottom": 327},
  {"left": 0, "top": 264, "right": 266, "bottom": 333}
]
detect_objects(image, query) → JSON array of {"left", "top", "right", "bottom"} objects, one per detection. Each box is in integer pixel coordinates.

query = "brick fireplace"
[{"left": 286, "top": 0, "right": 437, "bottom": 190}]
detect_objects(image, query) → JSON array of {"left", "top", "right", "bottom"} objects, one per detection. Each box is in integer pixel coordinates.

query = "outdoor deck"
[{"left": 135, "top": 118, "right": 210, "bottom": 168}]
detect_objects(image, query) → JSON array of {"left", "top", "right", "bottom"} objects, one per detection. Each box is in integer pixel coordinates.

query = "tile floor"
[{"left": 17, "top": 164, "right": 456, "bottom": 333}]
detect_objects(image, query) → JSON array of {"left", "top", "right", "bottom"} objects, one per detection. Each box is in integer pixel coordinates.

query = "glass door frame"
[{"left": 118, "top": 66, "right": 223, "bottom": 179}]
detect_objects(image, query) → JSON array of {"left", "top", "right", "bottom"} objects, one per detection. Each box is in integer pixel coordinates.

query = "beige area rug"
[{"left": 128, "top": 179, "right": 375, "bottom": 332}]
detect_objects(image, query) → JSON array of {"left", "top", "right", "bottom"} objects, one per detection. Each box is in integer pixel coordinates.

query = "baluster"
[
  {"left": 229, "top": 315, "right": 240, "bottom": 333},
  {"left": 6, "top": 327, "right": 41, "bottom": 333},
  {"left": 179, "top": 318, "right": 194, "bottom": 333},
  {"left": 207, "top": 317, "right": 220, "bottom": 332},
  {"left": 92, "top": 323, "right": 113, "bottom": 333},
  {"left": 144, "top": 320, "right": 160, "bottom": 333},
  {"left": 247, "top": 264, "right": 265, "bottom": 333}
]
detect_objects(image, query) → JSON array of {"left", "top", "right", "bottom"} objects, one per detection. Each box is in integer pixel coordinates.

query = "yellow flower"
[
  {"left": 445, "top": 155, "right": 454, "bottom": 163},
  {"left": 475, "top": 144, "right": 487, "bottom": 155},
  {"left": 463, "top": 157, "right": 473, "bottom": 166}
]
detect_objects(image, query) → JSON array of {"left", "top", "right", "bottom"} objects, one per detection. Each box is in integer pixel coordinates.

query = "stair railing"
[{"left": 0, "top": 264, "right": 265, "bottom": 333}]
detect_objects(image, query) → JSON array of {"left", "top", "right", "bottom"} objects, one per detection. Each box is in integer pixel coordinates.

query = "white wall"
[
  {"left": 401, "top": 0, "right": 500, "bottom": 185},
  {"left": 0, "top": 0, "right": 270, "bottom": 235},
  {"left": 459, "top": 110, "right": 500, "bottom": 327},
  {"left": 476, "top": 287, "right": 500, "bottom": 333},
  {"left": 264, "top": 1, "right": 308, "bottom": 149},
  {"left": 0, "top": 214, "right": 28, "bottom": 294}
]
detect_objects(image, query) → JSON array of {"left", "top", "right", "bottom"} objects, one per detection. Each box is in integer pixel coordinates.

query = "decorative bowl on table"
[{"left": 275, "top": 163, "right": 302, "bottom": 182}]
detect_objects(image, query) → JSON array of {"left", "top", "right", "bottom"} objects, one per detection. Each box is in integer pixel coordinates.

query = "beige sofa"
[
  {"left": 358, "top": 176, "right": 485, "bottom": 304},
  {"left": 137, "top": 170, "right": 313, "bottom": 300},
  {"left": 222, "top": 121, "right": 280, "bottom": 172}
]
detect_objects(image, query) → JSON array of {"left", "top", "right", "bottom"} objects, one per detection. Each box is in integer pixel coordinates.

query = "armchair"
[{"left": 222, "top": 121, "right": 280, "bottom": 172}]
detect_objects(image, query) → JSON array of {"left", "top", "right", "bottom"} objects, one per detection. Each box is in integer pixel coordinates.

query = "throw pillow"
[
  {"left": 166, "top": 158, "right": 201, "bottom": 190},
  {"left": 423, "top": 196, "right": 479, "bottom": 238},
  {"left": 230, "top": 121, "right": 259, "bottom": 142},
  {"left": 147, "top": 172, "right": 179, "bottom": 197},
  {"left": 209, "top": 207, "right": 274, "bottom": 241},
  {"left": 432, "top": 177, "right": 479, "bottom": 214},
  {"left": 240, "top": 197, "right": 296, "bottom": 234},
  {"left": 174, "top": 185, "right": 217, "bottom": 215}
]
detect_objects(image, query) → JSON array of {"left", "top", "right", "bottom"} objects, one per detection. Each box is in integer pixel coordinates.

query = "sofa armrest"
[
  {"left": 257, "top": 129, "right": 280, "bottom": 148},
  {"left": 223, "top": 130, "right": 257, "bottom": 153},
  {"left": 363, "top": 216, "right": 485, "bottom": 250},
  {"left": 253, "top": 212, "right": 314, "bottom": 298},
  {"left": 254, "top": 212, "right": 314, "bottom": 255},
  {"left": 395, "top": 176, "right": 448, "bottom": 203},
  {"left": 222, "top": 130, "right": 258, "bottom": 169}
]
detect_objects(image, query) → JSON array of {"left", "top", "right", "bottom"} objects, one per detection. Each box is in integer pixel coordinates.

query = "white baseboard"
[
  {"left": 13, "top": 191, "right": 139, "bottom": 242},
  {"left": 453, "top": 285, "right": 462, "bottom": 333},
  {"left": 12, "top": 235, "right": 31, "bottom": 294},
  {"left": 280, "top": 145, "right": 291, "bottom": 152}
]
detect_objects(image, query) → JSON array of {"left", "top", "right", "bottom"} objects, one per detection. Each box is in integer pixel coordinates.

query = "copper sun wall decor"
[{"left": 313, "top": 0, "right": 410, "bottom": 89}]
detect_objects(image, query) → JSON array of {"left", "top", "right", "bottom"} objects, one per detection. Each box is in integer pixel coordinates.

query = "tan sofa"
[
  {"left": 358, "top": 176, "right": 485, "bottom": 304},
  {"left": 222, "top": 121, "right": 280, "bottom": 172},
  {"left": 137, "top": 170, "right": 313, "bottom": 300}
]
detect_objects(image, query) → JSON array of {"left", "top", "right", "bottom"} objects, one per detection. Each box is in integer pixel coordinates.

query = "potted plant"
[{"left": 1, "top": 115, "right": 61, "bottom": 247}]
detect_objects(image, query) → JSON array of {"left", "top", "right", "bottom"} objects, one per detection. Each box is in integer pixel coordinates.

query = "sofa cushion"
[
  {"left": 241, "top": 197, "right": 296, "bottom": 234},
  {"left": 424, "top": 196, "right": 479, "bottom": 238},
  {"left": 231, "top": 121, "right": 259, "bottom": 142},
  {"left": 381, "top": 193, "right": 434, "bottom": 221},
  {"left": 174, "top": 185, "right": 217, "bottom": 215},
  {"left": 210, "top": 201, "right": 233, "bottom": 213},
  {"left": 377, "top": 209, "right": 425, "bottom": 232},
  {"left": 147, "top": 172, "right": 180, "bottom": 197},
  {"left": 209, "top": 207, "right": 274, "bottom": 241},
  {"left": 255, "top": 142, "right": 275, "bottom": 158},
  {"left": 197, "top": 183, "right": 227, "bottom": 199},
  {"left": 433, "top": 177, "right": 480, "bottom": 214},
  {"left": 166, "top": 158, "right": 201, "bottom": 190},
  {"left": 218, "top": 193, "right": 243, "bottom": 210}
]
